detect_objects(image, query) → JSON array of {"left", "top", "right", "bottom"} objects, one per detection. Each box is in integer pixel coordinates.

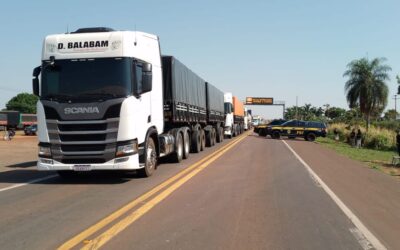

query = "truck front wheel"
[{"left": 138, "top": 137, "right": 157, "bottom": 177}]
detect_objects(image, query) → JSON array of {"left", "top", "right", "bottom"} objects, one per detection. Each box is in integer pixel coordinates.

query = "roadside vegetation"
[
  {"left": 283, "top": 57, "right": 400, "bottom": 178},
  {"left": 316, "top": 137, "right": 400, "bottom": 178}
]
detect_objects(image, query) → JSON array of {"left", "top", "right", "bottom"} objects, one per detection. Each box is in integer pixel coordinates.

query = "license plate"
[{"left": 73, "top": 165, "right": 92, "bottom": 171}]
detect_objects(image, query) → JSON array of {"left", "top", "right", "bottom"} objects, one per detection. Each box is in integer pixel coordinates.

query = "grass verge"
[{"left": 316, "top": 137, "right": 400, "bottom": 178}]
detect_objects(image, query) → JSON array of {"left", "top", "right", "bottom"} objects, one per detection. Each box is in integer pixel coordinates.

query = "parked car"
[
  {"left": 269, "top": 120, "right": 327, "bottom": 141},
  {"left": 256, "top": 119, "right": 287, "bottom": 136},
  {"left": 24, "top": 124, "right": 37, "bottom": 135}
]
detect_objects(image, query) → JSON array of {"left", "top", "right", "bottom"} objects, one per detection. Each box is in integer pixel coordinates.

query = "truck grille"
[{"left": 46, "top": 118, "right": 119, "bottom": 164}]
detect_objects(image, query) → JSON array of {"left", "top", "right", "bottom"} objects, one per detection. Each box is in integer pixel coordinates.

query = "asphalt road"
[{"left": 0, "top": 132, "right": 399, "bottom": 249}]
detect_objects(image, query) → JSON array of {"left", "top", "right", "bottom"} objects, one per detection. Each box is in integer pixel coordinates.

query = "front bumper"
[{"left": 37, "top": 154, "right": 141, "bottom": 171}]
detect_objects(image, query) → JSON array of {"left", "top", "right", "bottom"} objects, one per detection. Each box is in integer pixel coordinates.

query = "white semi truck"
[
  {"left": 243, "top": 107, "right": 252, "bottom": 131},
  {"left": 32, "top": 27, "right": 225, "bottom": 178},
  {"left": 223, "top": 93, "right": 244, "bottom": 138}
]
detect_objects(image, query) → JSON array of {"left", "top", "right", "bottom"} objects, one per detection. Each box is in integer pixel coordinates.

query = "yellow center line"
[
  {"left": 82, "top": 134, "right": 247, "bottom": 250},
  {"left": 58, "top": 132, "right": 249, "bottom": 250}
]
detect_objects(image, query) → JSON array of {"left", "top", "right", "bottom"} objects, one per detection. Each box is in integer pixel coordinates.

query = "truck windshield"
[
  {"left": 41, "top": 57, "right": 132, "bottom": 102},
  {"left": 224, "top": 102, "right": 233, "bottom": 114}
]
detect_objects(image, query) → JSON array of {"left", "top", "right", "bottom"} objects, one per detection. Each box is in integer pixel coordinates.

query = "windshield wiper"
[
  {"left": 77, "top": 93, "right": 124, "bottom": 100},
  {"left": 43, "top": 94, "right": 75, "bottom": 102}
]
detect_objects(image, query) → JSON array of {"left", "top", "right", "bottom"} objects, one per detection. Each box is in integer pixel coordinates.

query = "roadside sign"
[{"left": 246, "top": 97, "right": 274, "bottom": 105}]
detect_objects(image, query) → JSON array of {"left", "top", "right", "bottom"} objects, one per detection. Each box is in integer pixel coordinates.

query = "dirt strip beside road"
[{"left": 0, "top": 135, "right": 37, "bottom": 172}]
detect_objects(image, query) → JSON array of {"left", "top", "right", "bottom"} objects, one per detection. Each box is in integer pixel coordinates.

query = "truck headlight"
[
  {"left": 38, "top": 144, "right": 52, "bottom": 158},
  {"left": 116, "top": 140, "right": 138, "bottom": 157}
]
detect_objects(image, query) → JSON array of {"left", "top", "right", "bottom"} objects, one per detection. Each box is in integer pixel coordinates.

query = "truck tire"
[
  {"left": 217, "top": 127, "right": 224, "bottom": 143},
  {"left": 232, "top": 125, "right": 237, "bottom": 137},
  {"left": 200, "top": 129, "right": 206, "bottom": 151},
  {"left": 211, "top": 128, "right": 216, "bottom": 146},
  {"left": 205, "top": 130, "right": 212, "bottom": 147},
  {"left": 272, "top": 131, "right": 280, "bottom": 139},
  {"left": 306, "top": 133, "right": 316, "bottom": 142},
  {"left": 183, "top": 130, "right": 190, "bottom": 159},
  {"left": 138, "top": 137, "right": 157, "bottom": 177},
  {"left": 172, "top": 132, "right": 183, "bottom": 163},
  {"left": 191, "top": 130, "right": 201, "bottom": 153}
]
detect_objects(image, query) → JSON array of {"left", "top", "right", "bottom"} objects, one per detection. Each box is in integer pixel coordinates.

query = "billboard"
[{"left": 245, "top": 97, "right": 274, "bottom": 105}]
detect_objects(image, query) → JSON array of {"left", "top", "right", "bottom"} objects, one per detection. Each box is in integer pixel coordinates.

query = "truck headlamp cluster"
[
  {"left": 116, "top": 139, "right": 138, "bottom": 157},
  {"left": 38, "top": 145, "right": 52, "bottom": 158}
]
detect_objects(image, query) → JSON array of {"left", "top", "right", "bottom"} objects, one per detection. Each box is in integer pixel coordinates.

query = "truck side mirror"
[
  {"left": 32, "top": 66, "right": 41, "bottom": 96},
  {"left": 141, "top": 63, "right": 152, "bottom": 93}
]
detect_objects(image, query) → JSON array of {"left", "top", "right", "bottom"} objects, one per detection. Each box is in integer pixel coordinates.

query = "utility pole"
[
  {"left": 393, "top": 95, "right": 400, "bottom": 119},
  {"left": 295, "top": 96, "right": 298, "bottom": 120}
]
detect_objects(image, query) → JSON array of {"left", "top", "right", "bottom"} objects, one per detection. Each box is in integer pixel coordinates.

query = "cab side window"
[{"left": 135, "top": 64, "right": 143, "bottom": 93}]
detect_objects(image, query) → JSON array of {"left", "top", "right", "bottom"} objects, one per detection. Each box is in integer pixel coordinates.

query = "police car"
[
  {"left": 255, "top": 119, "right": 286, "bottom": 136},
  {"left": 269, "top": 120, "right": 327, "bottom": 141}
]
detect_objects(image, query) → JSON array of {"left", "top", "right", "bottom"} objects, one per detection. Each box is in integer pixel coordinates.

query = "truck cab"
[{"left": 33, "top": 27, "right": 163, "bottom": 175}]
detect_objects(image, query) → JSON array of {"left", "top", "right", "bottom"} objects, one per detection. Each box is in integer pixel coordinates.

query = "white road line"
[
  {"left": 0, "top": 175, "right": 58, "bottom": 192},
  {"left": 349, "top": 227, "right": 375, "bottom": 250},
  {"left": 282, "top": 140, "right": 386, "bottom": 250}
]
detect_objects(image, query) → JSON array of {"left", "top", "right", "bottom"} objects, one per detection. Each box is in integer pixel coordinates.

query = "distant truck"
[
  {"left": 0, "top": 111, "right": 37, "bottom": 129},
  {"left": 243, "top": 107, "right": 252, "bottom": 131},
  {"left": 224, "top": 93, "right": 244, "bottom": 138},
  {"left": 32, "top": 27, "right": 226, "bottom": 177}
]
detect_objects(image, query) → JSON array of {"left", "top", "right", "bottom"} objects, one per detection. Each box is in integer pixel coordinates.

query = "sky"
[{"left": 0, "top": 0, "right": 399, "bottom": 119}]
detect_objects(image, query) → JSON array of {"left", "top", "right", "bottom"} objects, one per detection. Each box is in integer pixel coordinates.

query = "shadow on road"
[
  {"left": 6, "top": 161, "right": 37, "bottom": 168},
  {"left": 0, "top": 169, "right": 142, "bottom": 185}
]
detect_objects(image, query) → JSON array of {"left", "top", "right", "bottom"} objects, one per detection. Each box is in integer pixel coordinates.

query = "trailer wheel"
[
  {"left": 217, "top": 127, "right": 224, "bottom": 143},
  {"left": 211, "top": 128, "right": 216, "bottom": 146},
  {"left": 172, "top": 132, "right": 183, "bottom": 163},
  {"left": 205, "top": 130, "right": 212, "bottom": 147},
  {"left": 200, "top": 129, "right": 206, "bottom": 151},
  {"left": 191, "top": 130, "right": 201, "bottom": 153},
  {"left": 183, "top": 130, "right": 190, "bottom": 159},
  {"left": 138, "top": 137, "right": 157, "bottom": 177}
]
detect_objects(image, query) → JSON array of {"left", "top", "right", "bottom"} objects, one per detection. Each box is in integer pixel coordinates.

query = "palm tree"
[{"left": 343, "top": 57, "right": 391, "bottom": 130}]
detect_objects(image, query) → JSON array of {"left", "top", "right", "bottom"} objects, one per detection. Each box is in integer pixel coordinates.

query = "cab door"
[{"left": 282, "top": 120, "right": 297, "bottom": 137}]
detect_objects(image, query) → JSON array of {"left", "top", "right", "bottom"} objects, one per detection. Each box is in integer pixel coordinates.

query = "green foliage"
[
  {"left": 343, "top": 57, "right": 391, "bottom": 129},
  {"left": 371, "top": 120, "right": 400, "bottom": 131},
  {"left": 327, "top": 123, "right": 396, "bottom": 150},
  {"left": 5, "top": 93, "right": 39, "bottom": 113},
  {"left": 285, "top": 103, "right": 326, "bottom": 121}
]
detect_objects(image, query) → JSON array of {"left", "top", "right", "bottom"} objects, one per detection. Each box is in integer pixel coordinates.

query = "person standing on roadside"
[
  {"left": 356, "top": 129, "right": 362, "bottom": 148},
  {"left": 350, "top": 129, "right": 356, "bottom": 147},
  {"left": 334, "top": 128, "right": 339, "bottom": 142},
  {"left": 396, "top": 130, "right": 400, "bottom": 156}
]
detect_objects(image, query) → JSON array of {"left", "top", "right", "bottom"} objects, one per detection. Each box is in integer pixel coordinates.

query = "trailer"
[
  {"left": 33, "top": 27, "right": 226, "bottom": 178},
  {"left": 0, "top": 111, "right": 20, "bottom": 129},
  {"left": 224, "top": 93, "right": 244, "bottom": 138}
]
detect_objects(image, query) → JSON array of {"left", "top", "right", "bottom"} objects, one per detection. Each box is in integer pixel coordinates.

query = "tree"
[
  {"left": 325, "top": 107, "right": 346, "bottom": 120},
  {"left": 5, "top": 93, "right": 39, "bottom": 113},
  {"left": 343, "top": 57, "right": 391, "bottom": 130}
]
